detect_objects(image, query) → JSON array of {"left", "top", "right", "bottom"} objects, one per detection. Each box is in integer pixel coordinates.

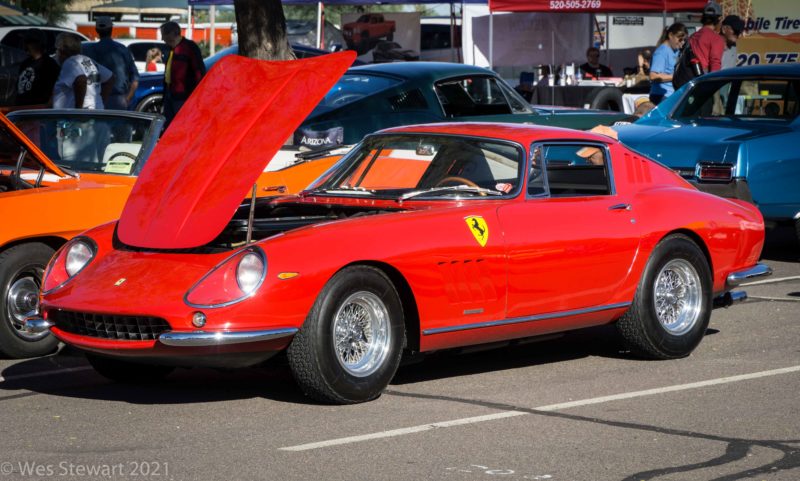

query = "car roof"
[
  {"left": 116, "top": 39, "right": 166, "bottom": 46},
  {"left": 380, "top": 122, "right": 617, "bottom": 146},
  {"left": 347, "top": 61, "right": 495, "bottom": 80},
  {"left": 703, "top": 63, "right": 800, "bottom": 79}
]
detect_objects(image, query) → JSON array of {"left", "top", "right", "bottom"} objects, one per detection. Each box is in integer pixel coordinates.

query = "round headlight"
[
  {"left": 65, "top": 241, "right": 94, "bottom": 277},
  {"left": 236, "top": 253, "right": 264, "bottom": 295}
]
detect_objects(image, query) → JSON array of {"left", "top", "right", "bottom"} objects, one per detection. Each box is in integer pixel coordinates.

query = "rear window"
[
  {"left": 673, "top": 78, "right": 800, "bottom": 121},
  {"left": 311, "top": 74, "right": 402, "bottom": 115}
]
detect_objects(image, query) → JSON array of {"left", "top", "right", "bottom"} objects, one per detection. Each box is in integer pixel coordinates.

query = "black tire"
[
  {"left": 135, "top": 94, "right": 163, "bottom": 114},
  {"left": 616, "top": 234, "right": 712, "bottom": 359},
  {"left": 795, "top": 218, "right": 800, "bottom": 247},
  {"left": 86, "top": 354, "right": 174, "bottom": 383},
  {"left": 287, "top": 266, "right": 405, "bottom": 404},
  {"left": 589, "top": 87, "right": 624, "bottom": 112},
  {"left": 0, "top": 243, "right": 58, "bottom": 358},
  {"left": 386, "top": 32, "right": 394, "bottom": 41}
]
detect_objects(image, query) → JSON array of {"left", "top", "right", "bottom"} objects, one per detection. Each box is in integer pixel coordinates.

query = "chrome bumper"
[
  {"left": 157, "top": 328, "right": 298, "bottom": 347},
  {"left": 23, "top": 316, "right": 296, "bottom": 348},
  {"left": 22, "top": 316, "right": 53, "bottom": 334},
  {"left": 727, "top": 263, "right": 773, "bottom": 287}
]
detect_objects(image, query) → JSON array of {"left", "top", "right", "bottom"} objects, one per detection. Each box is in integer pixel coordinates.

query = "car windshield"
[
  {"left": 310, "top": 134, "right": 523, "bottom": 198},
  {"left": 311, "top": 74, "right": 403, "bottom": 115},
  {"left": 11, "top": 114, "right": 159, "bottom": 175},
  {"left": 672, "top": 78, "right": 800, "bottom": 121}
]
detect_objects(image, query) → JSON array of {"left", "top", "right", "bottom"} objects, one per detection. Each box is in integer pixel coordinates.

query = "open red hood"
[{"left": 117, "top": 51, "right": 355, "bottom": 249}]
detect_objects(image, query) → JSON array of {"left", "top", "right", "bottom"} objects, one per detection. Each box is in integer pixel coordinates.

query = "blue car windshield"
[
  {"left": 672, "top": 78, "right": 800, "bottom": 121},
  {"left": 311, "top": 74, "right": 402, "bottom": 115}
]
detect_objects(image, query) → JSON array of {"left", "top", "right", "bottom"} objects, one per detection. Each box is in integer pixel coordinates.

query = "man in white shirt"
[{"left": 53, "top": 33, "right": 113, "bottom": 109}]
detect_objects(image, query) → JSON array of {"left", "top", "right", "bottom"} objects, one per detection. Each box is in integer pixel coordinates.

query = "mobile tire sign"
[{"left": 736, "top": 0, "right": 800, "bottom": 66}]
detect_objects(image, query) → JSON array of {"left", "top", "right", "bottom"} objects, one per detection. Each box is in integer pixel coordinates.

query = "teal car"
[
  {"left": 616, "top": 64, "right": 800, "bottom": 241},
  {"left": 297, "top": 62, "right": 629, "bottom": 146}
]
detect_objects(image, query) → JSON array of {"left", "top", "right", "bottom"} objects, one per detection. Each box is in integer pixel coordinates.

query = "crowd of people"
[
  {"left": 15, "top": 18, "right": 205, "bottom": 126},
  {"left": 15, "top": 1, "right": 747, "bottom": 125},
  {"left": 648, "top": 1, "right": 744, "bottom": 105}
]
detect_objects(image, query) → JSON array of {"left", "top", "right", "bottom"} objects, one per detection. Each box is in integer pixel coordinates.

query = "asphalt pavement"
[{"left": 1, "top": 228, "right": 798, "bottom": 481}]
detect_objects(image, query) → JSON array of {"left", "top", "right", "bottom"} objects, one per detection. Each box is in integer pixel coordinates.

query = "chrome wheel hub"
[
  {"left": 653, "top": 259, "right": 702, "bottom": 336},
  {"left": 6, "top": 275, "right": 47, "bottom": 341},
  {"left": 332, "top": 291, "right": 391, "bottom": 377}
]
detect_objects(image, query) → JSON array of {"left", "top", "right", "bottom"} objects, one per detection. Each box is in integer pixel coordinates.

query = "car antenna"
[{"left": 246, "top": 183, "right": 257, "bottom": 244}]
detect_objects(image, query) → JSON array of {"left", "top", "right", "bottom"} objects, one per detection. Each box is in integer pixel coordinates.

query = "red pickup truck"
[{"left": 343, "top": 13, "right": 396, "bottom": 54}]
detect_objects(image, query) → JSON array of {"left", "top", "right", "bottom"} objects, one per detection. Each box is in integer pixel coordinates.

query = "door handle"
[{"left": 608, "top": 203, "right": 632, "bottom": 211}]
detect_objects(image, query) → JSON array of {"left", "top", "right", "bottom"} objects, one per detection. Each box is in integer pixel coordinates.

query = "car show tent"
[
  {"left": 488, "top": 0, "right": 707, "bottom": 13},
  {"left": 483, "top": 0, "right": 707, "bottom": 67}
]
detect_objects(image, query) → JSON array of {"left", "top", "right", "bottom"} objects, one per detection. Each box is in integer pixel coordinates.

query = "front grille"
[{"left": 51, "top": 310, "right": 170, "bottom": 341}]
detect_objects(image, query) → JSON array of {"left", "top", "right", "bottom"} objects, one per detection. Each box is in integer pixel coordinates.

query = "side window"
[
  {"left": 434, "top": 76, "right": 512, "bottom": 117},
  {"left": 541, "top": 144, "right": 611, "bottom": 197},
  {"left": 0, "top": 30, "right": 26, "bottom": 51},
  {"left": 127, "top": 44, "right": 149, "bottom": 62},
  {"left": 528, "top": 146, "right": 545, "bottom": 196}
]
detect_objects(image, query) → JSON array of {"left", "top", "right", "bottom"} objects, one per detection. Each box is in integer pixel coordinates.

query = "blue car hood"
[{"left": 616, "top": 119, "right": 790, "bottom": 169}]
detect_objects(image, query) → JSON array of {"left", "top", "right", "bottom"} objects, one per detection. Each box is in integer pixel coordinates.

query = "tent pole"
[
  {"left": 605, "top": 13, "right": 609, "bottom": 71},
  {"left": 210, "top": 5, "right": 216, "bottom": 55},
  {"left": 186, "top": 5, "right": 193, "bottom": 41},
  {"left": 489, "top": 9, "right": 493, "bottom": 69},
  {"left": 450, "top": 2, "right": 456, "bottom": 63},
  {"left": 317, "top": 2, "right": 323, "bottom": 50}
]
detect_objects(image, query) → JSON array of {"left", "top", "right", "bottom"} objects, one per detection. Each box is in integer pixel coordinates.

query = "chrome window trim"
[
  {"left": 312, "top": 132, "right": 527, "bottom": 201},
  {"left": 183, "top": 246, "right": 267, "bottom": 309},
  {"left": 526, "top": 140, "right": 616, "bottom": 200},
  {"left": 422, "top": 302, "right": 631, "bottom": 335}
]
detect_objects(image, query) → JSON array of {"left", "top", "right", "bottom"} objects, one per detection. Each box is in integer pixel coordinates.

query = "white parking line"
[
  {"left": 0, "top": 366, "right": 94, "bottom": 383},
  {"left": 279, "top": 365, "right": 800, "bottom": 452},
  {"left": 279, "top": 411, "right": 528, "bottom": 452},
  {"left": 742, "top": 275, "right": 800, "bottom": 286},
  {"left": 749, "top": 296, "right": 800, "bottom": 303}
]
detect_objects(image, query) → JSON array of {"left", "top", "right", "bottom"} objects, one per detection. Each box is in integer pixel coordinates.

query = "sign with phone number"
[
  {"left": 549, "top": 0, "right": 602, "bottom": 9},
  {"left": 737, "top": 52, "right": 799, "bottom": 66}
]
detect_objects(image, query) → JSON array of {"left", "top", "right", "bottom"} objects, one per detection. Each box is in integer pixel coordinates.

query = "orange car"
[{"left": 0, "top": 110, "right": 342, "bottom": 358}]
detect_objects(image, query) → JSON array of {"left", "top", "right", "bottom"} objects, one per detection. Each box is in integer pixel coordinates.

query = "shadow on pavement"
[
  {"left": 1, "top": 324, "right": 726, "bottom": 403},
  {"left": 0, "top": 353, "right": 309, "bottom": 405},
  {"left": 392, "top": 324, "right": 635, "bottom": 386}
]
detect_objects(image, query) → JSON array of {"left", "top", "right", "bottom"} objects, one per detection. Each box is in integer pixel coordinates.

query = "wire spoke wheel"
[
  {"left": 616, "top": 234, "right": 712, "bottom": 360},
  {"left": 653, "top": 259, "right": 702, "bottom": 336},
  {"left": 332, "top": 291, "right": 391, "bottom": 377}
]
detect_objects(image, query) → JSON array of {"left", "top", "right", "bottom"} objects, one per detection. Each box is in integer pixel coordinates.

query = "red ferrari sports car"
[{"left": 28, "top": 53, "right": 771, "bottom": 404}]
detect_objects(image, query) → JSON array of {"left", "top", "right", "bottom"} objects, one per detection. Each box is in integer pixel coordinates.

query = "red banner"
[{"left": 489, "top": 0, "right": 706, "bottom": 13}]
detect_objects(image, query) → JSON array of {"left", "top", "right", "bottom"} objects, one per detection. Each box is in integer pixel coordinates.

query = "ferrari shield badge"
[{"left": 465, "top": 216, "right": 489, "bottom": 247}]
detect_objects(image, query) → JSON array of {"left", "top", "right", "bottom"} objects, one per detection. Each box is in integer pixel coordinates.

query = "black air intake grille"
[{"left": 51, "top": 310, "right": 170, "bottom": 341}]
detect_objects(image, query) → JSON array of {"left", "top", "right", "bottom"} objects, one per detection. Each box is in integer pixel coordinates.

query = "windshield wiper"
[
  {"left": 399, "top": 185, "right": 504, "bottom": 201},
  {"left": 309, "top": 186, "right": 376, "bottom": 196}
]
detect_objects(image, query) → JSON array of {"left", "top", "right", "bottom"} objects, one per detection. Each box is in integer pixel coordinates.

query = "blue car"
[
  {"left": 130, "top": 44, "right": 338, "bottom": 112},
  {"left": 616, "top": 64, "right": 800, "bottom": 241}
]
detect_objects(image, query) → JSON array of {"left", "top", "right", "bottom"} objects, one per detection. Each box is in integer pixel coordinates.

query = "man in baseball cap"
[
  {"left": 721, "top": 15, "right": 745, "bottom": 69},
  {"left": 688, "top": 1, "right": 725, "bottom": 73},
  {"left": 95, "top": 16, "right": 113, "bottom": 30},
  {"left": 83, "top": 15, "right": 139, "bottom": 110}
]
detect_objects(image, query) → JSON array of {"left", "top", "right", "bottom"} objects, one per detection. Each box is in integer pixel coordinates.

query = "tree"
[
  {"left": 233, "top": 0, "right": 295, "bottom": 60},
  {"left": 17, "top": 0, "right": 73, "bottom": 24}
]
